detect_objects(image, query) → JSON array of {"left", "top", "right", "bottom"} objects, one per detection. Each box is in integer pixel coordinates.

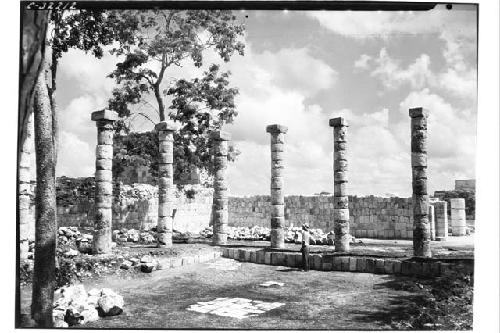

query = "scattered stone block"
[
  {"left": 311, "top": 255, "right": 322, "bottom": 270},
  {"left": 98, "top": 289, "right": 124, "bottom": 316},
  {"left": 356, "top": 258, "right": 366, "bottom": 272},
  {"left": 332, "top": 256, "right": 342, "bottom": 271},
  {"left": 374, "top": 259, "right": 385, "bottom": 274},
  {"left": 340, "top": 257, "right": 350, "bottom": 271},
  {"left": 384, "top": 260, "right": 394, "bottom": 274},
  {"left": 401, "top": 261, "right": 412, "bottom": 275},
  {"left": 140, "top": 263, "right": 155, "bottom": 273},
  {"left": 365, "top": 258, "right": 375, "bottom": 273},
  {"left": 264, "top": 252, "right": 272, "bottom": 265},
  {"left": 256, "top": 251, "right": 265, "bottom": 264},
  {"left": 349, "top": 257, "right": 357, "bottom": 271}
]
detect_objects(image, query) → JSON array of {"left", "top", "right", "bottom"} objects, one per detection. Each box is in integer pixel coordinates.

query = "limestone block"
[
  {"left": 96, "top": 145, "right": 112, "bottom": 159},
  {"left": 96, "top": 158, "right": 112, "bottom": 171},
  {"left": 333, "top": 209, "right": 350, "bottom": 221},
  {"left": 411, "top": 152, "right": 427, "bottom": 167},
  {"left": 271, "top": 177, "right": 284, "bottom": 189},
  {"left": 270, "top": 205, "right": 285, "bottom": 217},
  {"left": 159, "top": 152, "right": 173, "bottom": 164}
]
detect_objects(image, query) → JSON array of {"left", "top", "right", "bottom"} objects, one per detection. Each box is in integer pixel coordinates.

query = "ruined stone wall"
[
  {"left": 228, "top": 195, "right": 414, "bottom": 239},
  {"left": 27, "top": 180, "right": 213, "bottom": 238}
]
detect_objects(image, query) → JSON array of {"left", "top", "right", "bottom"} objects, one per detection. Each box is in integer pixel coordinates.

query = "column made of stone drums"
[
  {"left": 155, "top": 121, "right": 177, "bottom": 248},
  {"left": 266, "top": 124, "right": 288, "bottom": 249},
  {"left": 433, "top": 201, "right": 448, "bottom": 241},
  {"left": 329, "top": 117, "right": 350, "bottom": 252},
  {"left": 92, "top": 110, "right": 118, "bottom": 254},
  {"left": 428, "top": 204, "right": 436, "bottom": 241},
  {"left": 211, "top": 131, "right": 230, "bottom": 245},
  {"left": 409, "top": 107, "right": 431, "bottom": 257},
  {"left": 450, "top": 198, "right": 466, "bottom": 236}
]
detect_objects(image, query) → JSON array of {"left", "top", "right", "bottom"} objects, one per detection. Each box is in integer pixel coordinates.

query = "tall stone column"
[
  {"left": 266, "top": 124, "right": 288, "bottom": 249},
  {"left": 155, "top": 121, "right": 178, "bottom": 248},
  {"left": 211, "top": 131, "right": 230, "bottom": 245},
  {"left": 329, "top": 117, "right": 350, "bottom": 252},
  {"left": 450, "top": 198, "right": 466, "bottom": 236},
  {"left": 91, "top": 110, "right": 118, "bottom": 254},
  {"left": 19, "top": 111, "right": 34, "bottom": 259},
  {"left": 433, "top": 200, "right": 448, "bottom": 241},
  {"left": 409, "top": 107, "right": 431, "bottom": 257}
]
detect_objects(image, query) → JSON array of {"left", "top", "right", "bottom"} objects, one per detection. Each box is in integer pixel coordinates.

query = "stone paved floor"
[{"left": 187, "top": 297, "right": 285, "bottom": 319}]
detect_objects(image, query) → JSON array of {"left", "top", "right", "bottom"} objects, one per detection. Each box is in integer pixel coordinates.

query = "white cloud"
[
  {"left": 56, "top": 131, "right": 95, "bottom": 177},
  {"left": 254, "top": 48, "right": 337, "bottom": 96},
  {"left": 398, "top": 88, "right": 476, "bottom": 191},
  {"left": 308, "top": 4, "right": 476, "bottom": 40},
  {"left": 354, "top": 54, "right": 372, "bottom": 69}
]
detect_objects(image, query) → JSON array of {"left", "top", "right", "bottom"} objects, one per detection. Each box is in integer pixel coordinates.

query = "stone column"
[
  {"left": 450, "top": 198, "right": 466, "bottom": 236},
  {"left": 329, "top": 117, "right": 350, "bottom": 252},
  {"left": 91, "top": 110, "right": 118, "bottom": 254},
  {"left": 19, "top": 111, "right": 34, "bottom": 259},
  {"left": 409, "top": 107, "right": 431, "bottom": 257},
  {"left": 428, "top": 204, "right": 436, "bottom": 241},
  {"left": 433, "top": 201, "right": 448, "bottom": 241},
  {"left": 266, "top": 124, "right": 288, "bottom": 249},
  {"left": 155, "top": 121, "right": 178, "bottom": 248},
  {"left": 211, "top": 130, "right": 230, "bottom": 245}
]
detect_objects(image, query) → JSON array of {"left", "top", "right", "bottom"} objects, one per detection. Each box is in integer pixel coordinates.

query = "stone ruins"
[
  {"left": 91, "top": 110, "right": 118, "bottom": 254},
  {"left": 22, "top": 107, "right": 474, "bottom": 257}
]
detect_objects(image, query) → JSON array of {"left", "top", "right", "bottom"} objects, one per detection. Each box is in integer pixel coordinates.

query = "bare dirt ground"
[
  {"left": 22, "top": 258, "right": 433, "bottom": 330},
  {"left": 19, "top": 236, "right": 474, "bottom": 329}
]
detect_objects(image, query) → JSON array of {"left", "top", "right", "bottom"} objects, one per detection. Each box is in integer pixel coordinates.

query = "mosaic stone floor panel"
[{"left": 187, "top": 297, "right": 285, "bottom": 319}]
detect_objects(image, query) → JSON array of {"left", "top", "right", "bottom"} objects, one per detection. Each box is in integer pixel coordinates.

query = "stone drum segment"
[
  {"left": 155, "top": 121, "right": 178, "bottom": 248},
  {"left": 409, "top": 107, "right": 431, "bottom": 257},
  {"left": 450, "top": 198, "right": 466, "bottom": 236},
  {"left": 91, "top": 110, "right": 118, "bottom": 254},
  {"left": 329, "top": 117, "right": 350, "bottom": 252},
  {"left": 432, "top": 200, "right": 448, "bottom": 241},
  {"left": 266, "top": 124, "right": 288, "bottom": 249},
  {"left": 211, "top": 130, "right": 231, "bottom": 245}
]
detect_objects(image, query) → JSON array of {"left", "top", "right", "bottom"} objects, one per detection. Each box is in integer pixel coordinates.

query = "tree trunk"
[
  {"left": 19, "top": 10, "right": 49, "bottom": 160},
  {"left": 19, "top": 112, "right": 35, "bottom": 259},
  {"left": 154, "top": 84, "right": 166, "bottom": 121},
  {"left": 31, "top": 43, "right": 57, "bottom": 328},
  {"left": 17, "top": 8, "right": 49, "bottom": 328}
]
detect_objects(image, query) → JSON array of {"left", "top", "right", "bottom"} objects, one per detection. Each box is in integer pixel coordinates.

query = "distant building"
[{"left": 454, "top": 179, "right": 475, "bottom": 192}]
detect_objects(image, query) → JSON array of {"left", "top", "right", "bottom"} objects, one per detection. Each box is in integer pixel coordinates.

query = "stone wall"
[
  {"left": 229, "top": 195, "right": 414, "bottom": 239},
  {"left": 28, "top": 180, "right": 213, "bottom": 237}
]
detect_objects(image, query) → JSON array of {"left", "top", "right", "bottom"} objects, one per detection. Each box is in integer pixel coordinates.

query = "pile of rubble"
[
  {"left": 53, "top": 285, "right": 124, "bottom": 327},
  {"left": 112, "top": 228, "right": 156, "bottom": 244},
  {"left": 198, "top": 225, "right": 352, "bottom": 245}
]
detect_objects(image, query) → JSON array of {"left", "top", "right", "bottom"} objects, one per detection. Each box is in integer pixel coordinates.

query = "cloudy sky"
[{"left": 53, "top": 4, "right": 477, "bottom": 197}]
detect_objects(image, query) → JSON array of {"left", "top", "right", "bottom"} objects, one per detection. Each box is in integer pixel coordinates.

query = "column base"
[
  {"left": 157, "top": 232, "right": 173, "bottom": 248},
  {"left": 212, "top": 233, "right": 228, "bottom": 246}
]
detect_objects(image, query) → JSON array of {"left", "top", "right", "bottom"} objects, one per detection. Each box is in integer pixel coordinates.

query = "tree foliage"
[
  {"left": 107, "top": 9, "right": 245, "bottom": 120},
  {"left": 107, "top": 9, "right": 245, "bottom": 181}
]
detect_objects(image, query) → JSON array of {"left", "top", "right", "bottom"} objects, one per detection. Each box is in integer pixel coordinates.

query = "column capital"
[
  {"left": 210, "top": 130, "right": 231, "bottom": 141},
  {"left": 409, "top": 107, "right": 429, "bottom": 118},
  {"left": 91, "top": 110, "right": 118, "bottom": 122},
  {"left": 266, "top": 124, "right": 288, "bottom": 134},
  {"left": 329, "top": 117, "right": 348, "bottom": 127},
  {"left": 155, "top": 120, "right": 179, "bottom": 132}
]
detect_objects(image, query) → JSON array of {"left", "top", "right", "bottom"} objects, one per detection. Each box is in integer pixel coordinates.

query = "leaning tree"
[
  {"left": 19, "top": 9, "right": 119, "bottom": 260},
  {"left": 20, "top": 9, "right": 123, "bottom": 327}
]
